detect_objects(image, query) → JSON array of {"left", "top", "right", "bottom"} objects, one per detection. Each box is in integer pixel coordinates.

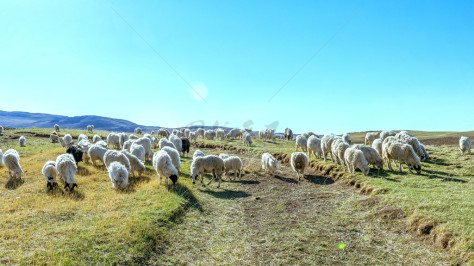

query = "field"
[{"left": 0, "top": 128, "right": 472, "bottom": 264}]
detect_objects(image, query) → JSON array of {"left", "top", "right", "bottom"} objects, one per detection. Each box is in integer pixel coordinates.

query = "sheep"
[
  {"left": 365, "top": 132, "right": 380, "bottom": 145},
  {"left": 329, "top": 137, "right": 345, "bottom": 164},
  {"left": 0, "top": 126, "right": 4, "bottom": 135},
  {"left": 95, "top": 140, "right": 108, "bottom": 149},
  {"left": 122, "top": 140, "right": 134, "bottom": 152},
  {"left": 42, "top": 161, "right": 58, "bottom": 189},
  {"left": 122, "top": 150, "right": 146, "bottom": 177},
  {"left": 180, "top": 128, "right": 186, "bottom": 134},
  {"left": 184, "top": 129, "right": 191, "bottom": 138},
  {"left": 380, "top": 130, "right": 396, "bottom": 141},
  {"left": 189, "top": 132, "right": 197, "bottom": 142},
  {"left": 204, "top": 130, "right": 216, "bottom": 140},
  {"left": 181, "top": 137, "right": 190, "bottom": 156},
  {"left": 108, "top": 162, "right": 129, "bottom": 190},
  {"left": 223, "top": 156, "right": 242, "bottom": 180},
  {"left": 321, "top": 133, "right": 336, "bottom": 162},
  {"left": 226, "top": 128, "right": 241, "bottom": 139},
  {"left": 290, "top": 152, "right": 308, "bottom": 181},
  {"left": 243, "top": 132, "right": 252, "bottom": 146},
  {"left": 305, "top": 135, "right": 322, "bottom": 160},
  {"left": 54, "top": 124, "right": 60, "bottom": 132},
  {"left": 190, "top": 155, "right": 225, "bottom": 188},
  {"left": 92, "top": 135, "right": 102, "bottom": 143},
  {"left": 196, "top": 128, "right": 205, "bottom": 139},
  {"left": 49, "top": 133, "right": 59, "bottom": 143},
  {"left": 130, "top": 143, "right": 145, "bottom": 162},
  {"left": 3, "top": 149, "right": 23, "bottom": 179},
  {"left": 259, "top": 130, "right": 265, "bottom": 140},
  {"left": 332, "top": 141, "right": 350, "bottom": 169},
  {"left": 87, "top": 125, "right": 94, "bottom": 133},
  {"left": 160, "top": 146, "right": 181, "bottom": 172},
  {"left": 399, "top": 130, "right": 414, "bottom": 137},
  {"left": 352, "top": 144, "right": 384, "bottom": 169},
  {"left": 216, "top": 128, "right": 226, "bottom": 140},
  {"left": 119, "top": 133, "right": 129, "bottom": 149},
  {"left": 284, "top": 128, "right": 293, "bottom": 141},
  {"left": 261, "top": 128, "right": 274, "bottom": 141},
  {"left": 151, "top": 137, "right": 159, "bottom": 149},
  {"left": 135, "top": 127, "right": 142, "bottom": 135},
  {"left": 420, "top": 144, "right": 430, "bottom": 161},
  {"left": 301, "top": 132, "right": 309, "bottom": 139},
  {"left": 152, "top": 150, "right": 179, "bottom": 185},
  {"left": 459, "top": 136, "right": 472, "bottom": 155},
  {"left": 169, "top": 135, "right": 183, "bottom": 154},
  {"left": 88, "top": 144, "right": 108, "bottom": 166},
  {"left": 0, "top": 149, "right": 3, "bottom": 166},
  {"left": 342, "top": 133, "right": 352, "bottom": 145},
  {"left": 129, "top": 134, "right": 139, "bottom": 140},
  {"left": 383, "top": 141, "right": 421, "bottom": 174},
  {"left": 219, "top": 153, "right": 230, "bottom": 160},
  {"left": 59, "top": 137, "right": 66, "bottom": 147},
  {"left": 103, "top": 150, "right": 131, "bottom": 173},
  {"left": 144, "top": 133, "right": 152, "bottom": 141},
  {"left": 66, "top": 145, "right": 84, "bottom": 165},
  {"left": 159, "top": 138, "right": 177, "bottom": 150},
  {"left": 78, "top": 134, "right": 88, "bottom": 143},
  {"left": 261, "top": 152, "right": 279, "bottom": 177},
  {"left": 293, "top": 135, "right": 307, "bottom": 152},
  {"left": 56, "top": 153, "right": 78, "bottom": 191},
  {"left": 107, "top": 133, "right": 117, "bottom": 148},
  {"left": 158, "top": 129, "right": 170, "bottom": 138},
  {"left": 395, "top": 133, "right": 425, "bottom": 160},
  {"left": 344, "top": 147, "right": 370, "bottom": 176},
  {"left": 372, "top": 138, "right": 383, "bottom": 158},
  {"left": 19, "top": 136, "right": 26, "bottom": 147},
  {"left": 133, "top": 137, "right": 153, "bottom": 161},
  {"left": 193, "top": 149, "right": 205, "bottom": 160}
]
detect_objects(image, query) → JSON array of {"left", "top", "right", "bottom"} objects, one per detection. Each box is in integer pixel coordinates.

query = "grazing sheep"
[
  {"left": 129, "top": 134, "right": 139, "bottom": 140},
  {"left": 152, "top": 150, "right": 179, "bottom": 185},
  {"left": 42, "top": 161, "right": 58, "bottom": 189},
  {"left": 344, "top": 147, "right": 370, "bottom": 176},
  {"left": 459, "top": 136, "right": 472, "bottom": 155},
  {"left": 169, "top": 135, "right": 183, "bottom": 154},
  {"left": 56, "top": 153, "right": 78, "bottom": 191},
  {"left": 261, "top": 153, "right": 279, "bottom": 177},
  {"left": 226, "top": 128, "right": 241, "bottom": 139},
  {"left": 122, "top": 140, "right": 134, "bottom": 152},
  {"left": 108, "top": 162, "right": 129, "bottom": 190},
  {"left": 77, "top": 134, "right": 88, "bottom": 143},
  {"left": 284, "top": 128, "right": 293, "bottom": 141},
  {"left": 189, "top": 132, "right": 197, "bottom": 142},
  {"left": 321, "top": 133, "right": 336, "bottom": 162},
  {"left": 160, "top": 146, "right": 181, "bottom": 172},
  {"left": 372, "top": 138, "right": 383, "bottom": 158},
  {"left": 223, "top": 156, "right": 242, "bottom": 180},
  {"left": 342, "top": 133, "right": 351, "bottom": 145},
  {"left": 92, "top": 135, "right": 102, "bottom": 143},
  {"left": 243, "top": 132, "right": 252, "bottom": 146},
  {"left": 383, "top": 142, "right": 421, "bottom": 174},
  {"left": 395, "top": 133, "right": 425, "bottom": 160},
  {"left": 204, "top": 130, "right": 216, "bottom": 140},
  {"left": 330, "top": 137, "right": 345, "bottom": 163},
  {"left": 107, "top": 133, "right": 117, "bottom": 148},
  {"left": 133, "top": 137, "right": 153, "bottom": 161},
  {"left": 294, "top": 135, "right": 307, "bottom": 152},
  {"left": 290, "top": 152, "right": 308, "bottom": 181},
  {"left": 130, "top": 143, "right": 145, "bottom": 162},
  {"left": 103, "top": 150, "right": 131, "bottom": 173},
  {"left": 135, "top": 127, "right": 142, "bottom": 135},
  {"left": 3, "top": 149, "right": 23, "bottom": 179},
  {"left": 184, "top": 129, "right": 191, "bottom": 138},
  {"left": 50, "top": 133, "right": 59, "bottom": 143},
  {"left": 19, "top": 136, "right": 26, "bottom": 147},
  {"left": 119, "top": 133, "right": 129, "bottom": 149},
  {"left": 380, "top": 130, "right": 396, "bottom": 141},
  {"left": 159, "top": 138, "right": 177, "bottom": 150},
  {"left": 176, "top": 131, "right": 184, "bottom": 138},
  {"left": 332, "top": 141, "right": 349, "bottom": 168},
  {"left": 193, "top": 149, "right": 205, "bottom": 160},
  {"left": 95, "top": 140, "right": 108, "bottom": 149},
  {"left": 181, "top": 137, "right": 190, "bottom": 156},
  {"left": 352, "top": 144, "right": 383, "bottom": 169},
  {"left": 420, "top": 144, "right": 430, "bottom": 161},
  {"left": 63, "top": 134, "right": 73, "bottom": 146},
  {"left": 365, "top": 132, "right": 380, "bottom": 145},
  {"left": 158, "top": 129, "right": 170, "bottom": 138},
  {"left": 216, "top": 128, "right": 226, "bottom": 140},
  {"left": 87, "top": 125, "right": 94, "bottom": 133},
  {"left": 144, "top": 133, "right": 152, "bottom": 141},
  {"left": 190, "top": 155, "right": 225, "bottom": 188},
  {"left": 306, "top": 135, "right": 322, "bottom": 159},
  {"left": 88, "top": 144, "right": 108, "bottom": 166},
  {"left": 66, "top": 145, "right": 84, "bottom": 166},
  {"left": 196, "top": 128, "right": 205, "bottom": 139},
  {"left": 122, "top": 150, "right": 146, "bottom": 177},
  {"left": 54, "top": 124, "right": 60, "bottom": 132}
]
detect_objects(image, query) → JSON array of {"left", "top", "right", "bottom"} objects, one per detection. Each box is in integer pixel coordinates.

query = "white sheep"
[
  {"left": 133, "top": 137, "right": 153, "bottom": 161},
  {"left": 144, "top": 133, "right": 152, "bottom": 140},
  {"left": 160, "top": 146, "right": 181, "bottom": 172},
  {"left": 92, "top": 135, "right": 102, "bottom": 143},
  {"left": 321, "top": 133, "right": 336, "bottom": 162},
  {"left": 383, "top": 141, "right": 421, "bottom": 174},
  {"left": 332, "top": 141, "right": 349, "bottom": 168},
  {"left": 130, "top": 143, "right": 145, "bottom": 162},
  {"left": 42, "top": 161, "right": 58, "bottom": 189},
  {"left": 159, "top": 138, "right": 177, "bottom": 150},
  {"left": 151, "top": 137, "right": 158, "bottom": 149},
  {"left": 184, "top": 129, "right": 191, "bottom": 138},
  {"left": 3, "top": 149, "right": 23, "bottom": 179},
  {"left": 63, "top": 134, "right": 73, "bottom": 146},
  {"left": 95, "top": 140, "right": 108, "bottom": 149},
  {"left": 77, "top": 134, "right": 88, "bottom": 143},
  {"left": 226, "top": 128, "right": 241, "bottom": 139},
  {"left": 420, "top": 144, "right": 430, "bottom": 160},
  {"left": 0, "top": 126, "right": 4, "bottom": 135},
  {"left": 108, "top": 162, "right": 129, "bottom": 190},
  {"left": 56, "top": 153, "right": 78, "bottom": 191},
  {"left": 219, "top": 153, "right": 230, "bottom": 160},
  {"left": 196, "top": 128, "right": 205, "bottom": 139},
  {"left": 243, "top": 132, "right": 252, "bottom": 146},
  {"left": 190, "top": 155, "right": 225, "bottom": 188},
  {"left": 119, "top": 133, "right": 129, "bottom": 149},
  {"left": 189, "top": 132, "right": 197, "bottom": 142},
  {"left": 54, "top": 124, "right": 60, "bottom": 132},
  {"left": 223, "top": 156, "right": 242, "bottom": 180},
  {"left": 307, "top": 135, "right": 322, "bottom": 160},
  {"left": 344, "top": 147, "right": 370, "bottom": 176},
  {"left": 342, "top": 133, "right": 352, "bottom": 145},
  {"left": 88, "top": 144, "right": 108, "bottom": 166},
  {"left": 135, "top": 127, "right": 142, "bottom": 135},
  {"left": 50, "top": 133, "right": 59, "bottom": 143},
  {"left": 352, "top": 144, "right": 384, "bottom": 169},
  {"left": 152, "top": 150, "right": 179, "bottom": 185},
  {"left": 459, "top": 136, "right": 472, "bottom": 155},
  {"left": 395, "top": 133, "right": 425, "bottom": 160},
  {"left": 204, "top": 130, "right": 216, "bottom": 140},
  {"left": 372, "top": 138, "right": 383, "bottom": 158},
  {"left": 193, "top": 149, "right": 205, "bottom": 160},
  {"left": 380, "top": 130, "right": 396, "bottom": 141},
  {"left": 295, "top": 135, "right": 307, "bottom": 152},
  {"left": 107, "top": 133, "right": 117, "bottom": 148},
  {"left": 365, "top": 132, "right": 380, "bottom": 145},
  {"left": 261, "top": 152, "right": 279, "bottom": 177},
  {"left": 399, "top": 130, "right": 414, "bottom": 137},
  {"left": 19, "top": 136, "right": 26, "bottom": 147},
  {"left": 290, "top": 152, "right": 308, "bottom": 181},
  {"left": 87, "top": 125, "right": 94, "bottom": 133},
  {"left": 122, "top": 139, "right": 134, "bottom": 152},
  {"left": 122, "top": 150, "right": 146, "bottom": 177},
  {"left": 330, "top": 137, "right": 345, "bottom": 164},
  {"left": 103, "top": 150, "right": 131, "bottom": 173},
  {"left": 169, "top": 134, "right": 183, "bottom": 154},
  {"left": 216, "top": 128, "right": 226, "bottom": 140},
  {"left": 158, "top": 129, "right": 170, "bottom": 138}
]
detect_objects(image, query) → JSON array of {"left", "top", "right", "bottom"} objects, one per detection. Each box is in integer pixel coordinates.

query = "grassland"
[{"left": 0, "top": 128, "right": 472, "bottom": 264}]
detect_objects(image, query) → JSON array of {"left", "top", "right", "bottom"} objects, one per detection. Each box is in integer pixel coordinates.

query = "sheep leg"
[
  {"left": 217, "top": 175, "right": 221, "bottom": 188},
  {"left": 398, "top": 161, "right": 403, "bottom": 173},
  {"left": 201, "top": 174, "right": 205, "bottom": 187},
  {"left": 387, "top": 159, "right": 393, "bottom": 171},
  {"left": 233, "top": 170, "right": 237, "bottom": 181}
]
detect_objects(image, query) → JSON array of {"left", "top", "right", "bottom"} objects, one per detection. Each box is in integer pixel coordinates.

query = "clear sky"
[{"left": 1, "top": 0, "right": 473, "bottom": 134}]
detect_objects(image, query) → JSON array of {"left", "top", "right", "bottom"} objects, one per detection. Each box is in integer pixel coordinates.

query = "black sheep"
[
  {"left": 66, "top": 145, "right": 84, "bottom": 165},
  {"left": 180, "top": 137, "right": 190, "bottom": 157}
]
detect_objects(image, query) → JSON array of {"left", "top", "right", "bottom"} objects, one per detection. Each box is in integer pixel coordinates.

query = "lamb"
[
  {"left": 204, "top": 130, "right": 216, "bottom": 140},
  {"left": 158, "top": 129, "right": 170, "bottom": 138},
  {"left": 133, "top": 137, "right": 153, "bottom": 161},
  {"left": 226, "top": 128, "right": 241, "bottom": 139},
  {"left": 181, "top": 137, "right": 190, "bottom": 156},
  {"left": 152, "top": 150, "right": 179, "bottom": 185},
  {"left": 372, "top": 138, "right": 383, "bottom": 158},
  {"left": 77, "top": 134, "right": 88, "bottom": 143},
  {"left": 332, "top": 141, "right": 349, "bottom": 168},
  {"left": 54, "top": 124, "right": 60, "bottom": 132},
  {"left": 342, "top": 133, "right": 351, "bottom": 145},
  {"left": 3, "top": 149, "right": 23, "bottom": 180},
  {"left": 344, "top": 147, "right": 370, "bottom": 176},
  {"left": 365, "top": 132, "right": 380, "bottom": 145},
  {"left": 130, "top": 143, "right": 146, "bottom": 162},
  {"left": 122, "top": 150, "right": 146, "bottom": 177},
  {"left": 56, "top": 153, "right": 78, "bottom": 191},
  {"left": 66, "top": 145, "right": 84, "bottom": 165},
  {"left": 284, "top": 128, "right": 293, "bottom": 140},
  {"left": 159, "top": 138, "right": 177, "bottom": 150},
  {"left": 193, "top": 149, "right": 205, "bottom": 160},
  {"left": 243, "top": 132, "right": 252, "bottom": 146},
  {"left": 223, "top": 156, "right": 242, "bottom": 180},
  {"left": 169, "top": 135, "right": 183, "bottom": 154},
  {"left": 129, "top": 134, "right": 139, "bottom": 140},
  {"left": 290, "top": 152, "right": 308, "bottom": 181},
  {"left": 87, "top": 125, "right": 94, "bottom": 133},
  {"left": 42, "top": 161, "right": 58, "bottom": 189},
  {"left": 88, "top": 144, "right": 108, "bottom": 166},
  {"left": 135, "top": 127, "right": 142, "bottom": 135},
  {"left": 383, "top": 142, "right": 422, "bottom": 174},
  {"left": 190, "top": 155, "right": 225, "bottom": 188},
  {"left": 321, "top": 133, "right": 336, "bottom": 162},
  {"left": 92, "top": 135, "right": 102, "bottom": 143},
  {"left": 306, "top": 135, "right": 322, "bottom": 160},
  {"left": 108, "top": 162, "right": 129, "bottom": 190},
  {"left": 160, "top": 146, "right": 181, "bottom": 172},
  {"left": 196, "top": 128, "right": 205, "bottom": 139},
  {"left": 103, "top": 150, "right": 131, "bottom": 172},
  {"left": 380, "top": 130, "right": 396, "bottom": 141},
  {"left": 352, "top": 144, "right": 384, "bottom": 169},
  {"left": 459, "top": 136, "right": 472, "bottom": 155},
  {"left": 119, "top": 133, "right": 129, "bottom": 149},
  {"left": 19, "top": 136, "right": 26, "bottom": 147},
  {"left": 395, "top": 133, "right": 425, "bottom": 160},
  {"left": 261, "top": 152, "right": 279, "bottom": 177}
]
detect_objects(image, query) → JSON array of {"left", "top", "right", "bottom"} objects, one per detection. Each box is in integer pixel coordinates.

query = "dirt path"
[{"left": 153, "top": 156, "right": 456, "bottom": 265}]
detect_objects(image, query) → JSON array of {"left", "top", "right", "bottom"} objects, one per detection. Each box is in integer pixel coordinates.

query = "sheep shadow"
[
  {"left": 126, "top": 175, "right": 152, "bottom": 191},
  {"left": 5, "top": 178, "right": 25, "bottom": 190},
  {"left": 422, "top": 169, "right": 454, "bottom": 177},
  {"left": 170, "top": 183, "right": 203, "bottom": 211},
  {"left": 201, "top": 188, "right": 251, "bottom": 200},
  {"left": 46, "top": 186, "right": 85, "bottom": 200},
  {"left": 233, "top": 179, "right": 260, "bottom": 185},
  {"left": 425, "top": 173, "right": 467, "bottom": 183},
  {"left": 304, "top": 175, "right": 334, "bottom": 185},
  {"left": 273, "top": 174, "right": 298, "bottom": 184}
]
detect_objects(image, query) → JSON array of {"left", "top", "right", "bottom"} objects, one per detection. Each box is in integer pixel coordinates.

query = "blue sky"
[{"left": 1, "top": 0, "right": 473, "bottom": 133}]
